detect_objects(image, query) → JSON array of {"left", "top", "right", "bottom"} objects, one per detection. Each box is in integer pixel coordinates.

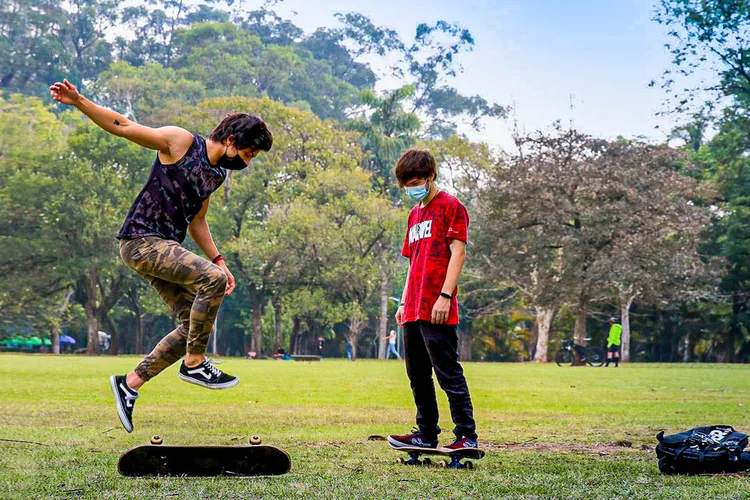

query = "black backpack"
[{"left": 656, "top": 425, "right": 750, "bottom": 475}]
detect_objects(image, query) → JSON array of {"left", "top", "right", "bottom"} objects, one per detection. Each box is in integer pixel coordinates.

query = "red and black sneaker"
[
  {"left": 440, "top": 436, "right": 478, "bottom": 452},
  {"left": 387, "top": 428, "right": 439, "bottom": 449}
]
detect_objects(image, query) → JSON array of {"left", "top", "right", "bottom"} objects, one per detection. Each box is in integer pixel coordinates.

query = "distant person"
[
  {"left": 273, "top": 348, "right": 291, "bottom": 361},
  {"left": 383, "top": 329, "right": 402, "bottom": 360},
  {"left": 50, "top": 78, "right": 273, "bottom": 433},
  {"left": 606, "top": 317, "right": 622, "bottom": 367},
  {"left": 388, "top": 149, "right": 478, "bottom": 453},
  {"left": 346, "top": 340, "right": 353, "bottom": 361}
]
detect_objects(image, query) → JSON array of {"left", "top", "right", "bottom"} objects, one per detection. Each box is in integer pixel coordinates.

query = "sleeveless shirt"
[{"left": 117, "top": 134, "right": 226, "bottom": 243}]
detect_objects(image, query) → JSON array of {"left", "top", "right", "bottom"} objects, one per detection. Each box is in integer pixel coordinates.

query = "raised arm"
[{"left": 49, "top": 79, "right": 193, "bottom": 161}]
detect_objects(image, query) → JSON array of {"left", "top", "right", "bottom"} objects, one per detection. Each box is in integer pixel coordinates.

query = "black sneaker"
[
  {"left": 387, "top": 428, "right": 439, "bottom": 449},
  {"left": 110, "top": 375, "right": 138, "bottom": 433},
  {"left": 178, "top": 359, "right": 239, "bottom": 389}
]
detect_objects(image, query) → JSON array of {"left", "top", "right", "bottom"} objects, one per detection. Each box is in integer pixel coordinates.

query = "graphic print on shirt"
[
  {"left": 408, "top": 220, "right": 433, "bottom": 245},
  {"left": 401, "top": 191, "right": 469, "bottom": 326}
]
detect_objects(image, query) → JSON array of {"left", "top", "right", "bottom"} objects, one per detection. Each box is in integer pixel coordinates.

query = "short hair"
[
  {"left": 395, "top": 149, "right": 437, "bottom": 187},
  {"left": 209, "top": 113, "right": 273, "bottom": 152}
]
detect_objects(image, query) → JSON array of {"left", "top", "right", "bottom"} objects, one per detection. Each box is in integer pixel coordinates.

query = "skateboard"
[
  {"left": 390, "top": 443, "right": 486, "bottom": 469},
  {"left": 118, "top": 435, "right": 291, "bottom": 477}
]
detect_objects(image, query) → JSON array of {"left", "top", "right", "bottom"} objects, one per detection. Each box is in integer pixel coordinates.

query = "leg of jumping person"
[
  {"left": 110, "top": 237, "right": 235, "bottom": 432},
  {"left": 119, "top": 237, "right": 226, "bottom": 362},
  {"left": 129, "top": 278, "right": 194, "bottom": 387}
]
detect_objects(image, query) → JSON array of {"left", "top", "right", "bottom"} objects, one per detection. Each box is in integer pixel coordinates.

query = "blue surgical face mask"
[{"left": 405, "top": 180, "right": 429, "bottom": 202}]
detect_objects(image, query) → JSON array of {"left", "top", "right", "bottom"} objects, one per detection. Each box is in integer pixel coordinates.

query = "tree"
[
  {"left": 91, "top": 61, "right": 206, "bottom": 125},
  {"left": 178, "top": 96, "right": 370, "bottom": 356},
  {"left": 473, "top": 126, "right": 714, "bottom": 362},
  {"left": 0, "top": 0, "right": 116, "bottom": 95},
  {"left": 116, "top": 0, "right": 228, "bottom": 67},
  {"left": 654, "top": 0, "right": 750, "bottom": 114}
]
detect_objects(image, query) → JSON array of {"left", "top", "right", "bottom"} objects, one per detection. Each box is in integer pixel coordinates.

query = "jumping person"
[
  {"left": 387, "top": 149, "right": 478, "bottom": 452},
  {"left": 606, "top": 317, "right": 622, "bottom": 367},
  {"left": 383, "top": 329, "right": 402, "bottom": 360},
  {"left": 49, "top": 79, "right": 272, "bottom": 433}
]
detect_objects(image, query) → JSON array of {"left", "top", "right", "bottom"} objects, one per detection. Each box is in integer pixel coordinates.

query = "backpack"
[{"left": 656, "top": 425, "right": 750, "bottom": 475}]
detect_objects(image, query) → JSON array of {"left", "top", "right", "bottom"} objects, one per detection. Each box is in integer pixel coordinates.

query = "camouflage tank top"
[{"left": 117, "top": 134, "right": 226, "bottom": 243}]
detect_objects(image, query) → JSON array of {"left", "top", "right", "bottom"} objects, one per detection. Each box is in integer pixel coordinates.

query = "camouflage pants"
[{"left": 119, "top": 237, "right": 227, "bottom": 381}]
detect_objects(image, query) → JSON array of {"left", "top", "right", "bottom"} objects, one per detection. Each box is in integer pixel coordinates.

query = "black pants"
[{"left": 403, "top": 320, "right": 477, "bottom": 440}]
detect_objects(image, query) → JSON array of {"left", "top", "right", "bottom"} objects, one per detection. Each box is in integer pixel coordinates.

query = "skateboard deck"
[
  {"left": 118, "top": 436, "right": 291, "bottom": 477},
  {"left": 390, "top": 443, "right": 486, "bottom": 469}
]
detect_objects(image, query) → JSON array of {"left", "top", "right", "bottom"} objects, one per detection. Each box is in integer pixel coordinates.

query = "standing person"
[
  {"left": 606, "top": 317, "right": 622, "bottom": 367},
  {"left": 387, "top": 149, "right": 478, "bottom": 452},
  {"left": 49, "top": 78, "right": 273, "bottom": 433},
  {"left": 382, "top": 329, "right": 402, "bottom": 360}
]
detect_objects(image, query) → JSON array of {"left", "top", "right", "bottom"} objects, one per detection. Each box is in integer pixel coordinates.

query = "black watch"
[{"left": 440, "top": 292, "right": 452, "bottom": 299}]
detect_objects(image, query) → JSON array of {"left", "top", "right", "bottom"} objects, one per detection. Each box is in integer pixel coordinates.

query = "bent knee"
[{"left": 204, "top": 267, "right": 227, "bottom": 292}]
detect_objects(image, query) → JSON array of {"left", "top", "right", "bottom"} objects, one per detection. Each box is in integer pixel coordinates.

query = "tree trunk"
[
  {"left": 351, "top": 339, "right": 358, "bottom": 360},
  {"left": 273, "top": 295, "right": 283, "bottom": 351},
  {"left": 532, "top": 307, "right": 554, "bottom": 362},
  {"left": 251, "top": 300, "right": 263, "bottom": 356},
  {"left": 82, "top": 269, "right": 100, "bottom": 355},
  {"left": 51, "top": 289, "right": 74, "bottom": 354},
  {"left": 51, "top": 323, "right": 61, "bottom": 355},
  {"left": 459, "top": 323, "right": 473, "bottom": 361},
  {"left": 573, "top": 294, "right": 588, "bottom": 346},
  {"left": 348, "top": 313, "right": 364, "bottom": 361},
  {"left": 289, "top": 316, "right": 300, "bottom": 355},
  {"left": 377, "top": 277, "right": 389, "bottom": 359},
  {"left": 729, "top": 292, "right": 746, "bottom": 363},
  {"left": 104, "top": 314, "right": 119, "bottom": 355},
  {"left": 619, "top": 294, "right": 636, "bottom": 363},
  {"left": 458, "top": 326, "right": 473, "bottom": 361},
  {"left": 134, "top": 298, "right": 144, "bottom": 355}
]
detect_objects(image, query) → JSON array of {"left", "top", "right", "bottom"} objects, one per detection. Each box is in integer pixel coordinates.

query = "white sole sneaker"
[
  {"left": 177, "top": 373, "right": 240, "bottom": 390},
  {"left": 387, "top": 435, "right": 438, "bottom": 449},
  {"left": 109, "top": 375, "right": 134, "bottom": 433}
]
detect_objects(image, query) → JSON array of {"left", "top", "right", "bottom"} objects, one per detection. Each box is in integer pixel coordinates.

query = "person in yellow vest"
[{"left": 606, "top": 317, "right": 622, "bottom": 367}]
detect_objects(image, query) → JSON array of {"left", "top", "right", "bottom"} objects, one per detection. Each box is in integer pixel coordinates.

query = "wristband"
[
  {"left": 440, "top": 292, "right": 452, "bottom": 299},
  {"left": 211, "top": 255, "right": 224, "bottom": 264}
]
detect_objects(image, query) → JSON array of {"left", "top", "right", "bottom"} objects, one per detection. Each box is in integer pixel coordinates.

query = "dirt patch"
[{"left": 483, "top": 440, "right": 652, "bottom": 455}]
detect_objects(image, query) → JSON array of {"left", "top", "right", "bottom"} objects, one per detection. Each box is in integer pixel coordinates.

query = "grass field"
[{"left": 2, "top": 354, "right": 750, "bottom": 499}]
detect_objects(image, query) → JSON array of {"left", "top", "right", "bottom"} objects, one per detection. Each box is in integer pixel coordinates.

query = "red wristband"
[{"left": 211, "top": 255, "right": 224, "bottom": 264}]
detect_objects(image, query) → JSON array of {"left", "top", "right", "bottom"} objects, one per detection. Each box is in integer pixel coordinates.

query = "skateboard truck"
[
  {"left": 391, "top": 444, "right": 484, "bottom": 469},
  {"left": 441, "top": 455, "right": 474, "bottom": 469},
  {"left": 397, "top": 451, "right": 433, "bottom": 466}
]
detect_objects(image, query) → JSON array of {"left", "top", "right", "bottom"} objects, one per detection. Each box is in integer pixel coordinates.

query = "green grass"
[{"left": 2, "top": 354, "right": 750, "bottom": 499}]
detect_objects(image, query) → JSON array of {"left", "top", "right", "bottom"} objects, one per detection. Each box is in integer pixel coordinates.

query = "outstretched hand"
[{"left": 49, "top": 79, "right": 82, "bottom": 107}]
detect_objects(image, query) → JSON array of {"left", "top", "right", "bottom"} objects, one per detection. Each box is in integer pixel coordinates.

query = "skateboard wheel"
[
  {"left": 440, "top": 460, "right": 447, "bottom": 468},
  {"left": 465, "top": 461, "right": 474, "bottom": 470},
  {"left": 250, "top": 435, "right": 262, "bottom": 445},
  {"left": 150, "top": 436, "right": 163, "bottom": 445},
  {"left": 423, "top": 457, "right": 432, "bottom": 466},
  {"left": 396, "top": 457, "right": 405, "bottom": 465}
]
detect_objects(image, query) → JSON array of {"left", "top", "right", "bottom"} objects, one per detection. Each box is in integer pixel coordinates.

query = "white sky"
[{"left": 268, "top": 0, "right": 699, "bottom": 151}]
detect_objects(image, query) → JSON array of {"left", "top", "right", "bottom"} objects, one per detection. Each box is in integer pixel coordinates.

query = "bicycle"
[{"left": 554, "top": 338, "right": 605, "bottom": 367}]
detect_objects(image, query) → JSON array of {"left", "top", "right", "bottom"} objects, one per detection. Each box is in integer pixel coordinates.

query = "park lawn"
[{"left": 1, "top": 355, "right": 750, "bottom": 499}]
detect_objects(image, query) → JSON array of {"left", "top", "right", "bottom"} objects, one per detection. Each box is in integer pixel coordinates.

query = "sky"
[{"left": 270, "top": 0, "right": 688, "bottom": 151}]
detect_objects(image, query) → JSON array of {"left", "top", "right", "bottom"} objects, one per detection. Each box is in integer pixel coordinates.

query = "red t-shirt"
[{"left": 401, "top": 191, "right": 469, "bottom": 325}]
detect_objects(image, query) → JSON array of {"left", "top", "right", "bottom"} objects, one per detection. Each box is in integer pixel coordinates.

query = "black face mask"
[{"left": 218, "top": 145, "right": 249, "bottom": 171}]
